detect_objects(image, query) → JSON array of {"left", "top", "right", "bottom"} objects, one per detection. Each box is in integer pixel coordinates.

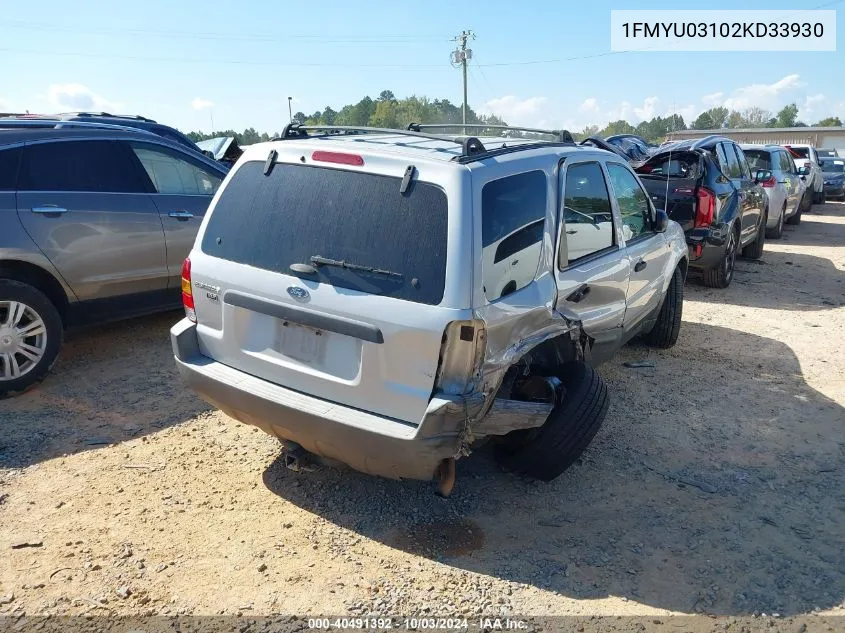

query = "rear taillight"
[
  {"left": 181, "top": 258, "right": 196, "bottom": 323},
  {"left": 433, "top": 320, "right": 487, "bottom": 395},
  {"left": 695, "top": 187, "right": 716, "bottom": 228},
  {"left": 761, "top": 176, "right": 777, "bottom": 188}
]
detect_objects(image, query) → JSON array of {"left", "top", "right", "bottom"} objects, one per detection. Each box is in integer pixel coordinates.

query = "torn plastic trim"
[{"left": 447, "top": 304, "right": 589, "bottom": 451}]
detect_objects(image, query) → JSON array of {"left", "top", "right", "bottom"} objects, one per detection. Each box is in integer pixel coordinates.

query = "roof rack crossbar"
[
  {"left": 408, "top": 123, "right": 574, "bottom": 143},
  {"left": 274, "top": 123, "right": 487, "bottom": 158}
]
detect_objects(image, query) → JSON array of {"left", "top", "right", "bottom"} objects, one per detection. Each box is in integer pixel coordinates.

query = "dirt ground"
[{"left": 1, "top": 202, "right": 844, "bottom": 623}]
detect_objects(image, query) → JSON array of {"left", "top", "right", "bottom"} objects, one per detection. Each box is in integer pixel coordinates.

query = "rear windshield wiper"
[{"left": 310, "top": 255, "right": 403, "bottom": 279}]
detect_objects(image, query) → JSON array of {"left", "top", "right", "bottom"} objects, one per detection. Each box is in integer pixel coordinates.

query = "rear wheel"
[
  {"left": 702, "top": 225, "right": 739, "bottom": 288},
  {"left": 766, "top": 203, "right": 785, "bottom": 239},
  {"left": 787, "top": 199, "right": 803, "bottom": 225},
  {"left": 496, "top": 361, "right": 609, "bottom": 482},
  {"left": 0, "top": 280, "right": 63, "bottom": 398},
  {"left": 644, "top": 266, "right": 683, "bottom": 349},
  {"left": 742, "top": 208, "right": 766, "bottom": 260}
]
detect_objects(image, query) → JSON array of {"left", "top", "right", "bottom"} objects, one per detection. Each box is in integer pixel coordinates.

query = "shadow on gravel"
[
  {"left": 0, "top": 311, "right": 211, "bottom": 468},
  {"left": 778, "top": 201, "right": 845, "bottom": 248},
  {"left": 263, "top": 323, "right": 845, "bottom": 616},
  {"left": 686, "top": 250, "right": 845, "bottom": 311}
]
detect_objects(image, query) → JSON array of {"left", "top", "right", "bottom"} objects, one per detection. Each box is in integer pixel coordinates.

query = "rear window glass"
[
  {"left": 744, "top": 150, "right": 771, "bottom": 171},
  {"left": 201, "top": 161, "right": 448, "bottom": 306},
  {"left": 638, "top": 155, "right": 699, "bottom": 178}
]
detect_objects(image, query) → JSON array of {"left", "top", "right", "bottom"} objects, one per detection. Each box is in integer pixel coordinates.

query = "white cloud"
[
  {"left": 578, "top": 97, "right": 599, "bottom": 113},
  {"left": 633, "top": 96, "right": 660, "bottom": 121},
  {"left": 191, "top": 97, "right": 214, "bottom": 111},
  {"left": 799, "top": 93, "right": 826, "bottom": 121},
  {"left": 701, "top": 92, "right": 724, "bottom": 106},
  {"left": 479, "top": 95, "right": 549, "bottom": 124},
  {"left": 47, "top": 83, "right": 118, "bottom": 112},
  {"left": 721, "top": 74, "right": 802, "bottom": 111}
]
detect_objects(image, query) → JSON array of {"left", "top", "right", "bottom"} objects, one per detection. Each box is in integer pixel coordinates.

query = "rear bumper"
[
  {"left": 823, "top": 183, "right": 845, "bottom": 197},
  {"left": 170, "top": 319, "right": 465, "bottom": 481},
  {"left": 684, "top": 226, "right": 728, "bottom": 271}
]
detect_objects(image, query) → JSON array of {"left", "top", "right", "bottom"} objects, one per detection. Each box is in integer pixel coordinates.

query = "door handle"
[
  {"left": 634, "top": 259, "right": 647, "bottom": 272},
  {"left": 31, "top": 205, "right": 68, "bottom": 214},
  {"left": 565, "top": 284, "right": 591, "bottom": 303},
  {"left": 168, "top": 211, "right": 194, "bottom": 220}
]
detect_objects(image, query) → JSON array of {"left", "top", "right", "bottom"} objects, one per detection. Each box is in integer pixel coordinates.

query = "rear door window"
[
  {"left": 607, "top": 163, "right": 652, "bottom": 240},
  {"left": 722, "top": 144, "right": 743, "bottom": 179},
  {"left": 18, "top": 140, "right": 146, "bottom": 192},
  {"left": 780, "top": 151, "right": 796, "bottom": 173},
  {"left": 0, "top": 146, "right": 21, "bottom": 190},
  {"left": 201, "top": 161, "right": 448, "bottom": 306},
  {"left": 481, "top": 170, "right": 547, "bottom": 301},
  {"left": 733, "top": 145, "right": 753, "bottom": 179},
  {"left": 743, "top": 150, "right": 771, "bottom": 171},
  {"left": 561, "top": 162, "right": 615, "bottom": 266}
]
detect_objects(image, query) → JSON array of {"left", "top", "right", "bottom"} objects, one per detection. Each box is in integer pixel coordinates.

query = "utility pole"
[
  {"left": 288, "top": 96, "right": 293, "bottom": 123},
  {"left": 451, "top": 30, "right": 475, "bottom": 135}
]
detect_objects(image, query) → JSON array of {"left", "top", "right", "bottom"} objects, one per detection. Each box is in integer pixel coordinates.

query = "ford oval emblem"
[{"left": 287, "top": 286, "right": 310, "bottom": 301}]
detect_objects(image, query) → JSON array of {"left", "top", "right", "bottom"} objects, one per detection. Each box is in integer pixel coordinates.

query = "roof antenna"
[{"left": 662, "top": 103, "right": 677, "bottom": 218}]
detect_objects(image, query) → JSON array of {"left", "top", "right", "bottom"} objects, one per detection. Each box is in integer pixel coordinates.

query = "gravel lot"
[{"left": 1, "top": 203, "right": 844, "bottom": 622}]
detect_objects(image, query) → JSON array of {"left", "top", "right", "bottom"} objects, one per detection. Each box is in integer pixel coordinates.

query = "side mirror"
[
  {"left": 654, "top": 209, "right": 669, "bottom": 233},
  {"left": 797, "top": 166, "right": 810, "bottom": 176},
  {"left": 754, "top": 169, "right": 773, "bottom": 183}
]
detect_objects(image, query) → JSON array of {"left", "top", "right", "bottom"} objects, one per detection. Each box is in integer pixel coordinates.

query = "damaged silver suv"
[{"left": 171, "top": 124, "right": 688, "bottom": 495}]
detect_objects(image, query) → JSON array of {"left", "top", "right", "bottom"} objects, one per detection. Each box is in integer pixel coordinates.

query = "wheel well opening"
[
  {"left": 0, "top": 261, "right": 70, "bottom": 323},
  {"left": 495, "top": 333, "right": 580, "bottom": 400}
]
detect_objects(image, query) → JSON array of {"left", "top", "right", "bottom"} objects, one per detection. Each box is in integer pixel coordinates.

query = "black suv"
[{"left": 634, "top": 136, "right": 769, "bottom": 288}]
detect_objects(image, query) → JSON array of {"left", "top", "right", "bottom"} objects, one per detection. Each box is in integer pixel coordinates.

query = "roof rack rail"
[
  {"left": 59, "top": 111, "right": 156, "bottom": 122},
  {"left": 274, "top": 123, "right": 489, "bottom": 159},
  {"left": 407, "top": 123, "right": 575, "bottom": 143},
  {"left": 0, "top": 118, "right": 158, "bottom": 136}
]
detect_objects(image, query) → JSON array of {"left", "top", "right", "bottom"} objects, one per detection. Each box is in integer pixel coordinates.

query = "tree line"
[{"left": 184, "top": 91, "right": 843, "bottom": 146}]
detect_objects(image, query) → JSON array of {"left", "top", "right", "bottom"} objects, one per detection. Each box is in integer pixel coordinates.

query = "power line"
[
  {"left": 0, "top": 47, "right": 451, "bottom": 70},
  {"left": 0, "top": 20, "right": 451, "bottom": 43}
]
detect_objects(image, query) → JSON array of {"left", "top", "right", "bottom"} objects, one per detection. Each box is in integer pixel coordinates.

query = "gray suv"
[
  {"left": 0, "top": 123, "right": 228, "bottom": 396},
  {"left": 172, "top": 124, "right": 688, "bottom": 495}
]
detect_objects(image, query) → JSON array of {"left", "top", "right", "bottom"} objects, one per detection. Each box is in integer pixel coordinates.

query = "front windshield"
[{"left": 824, "top": 162, "right": 845, "bottom": 173}]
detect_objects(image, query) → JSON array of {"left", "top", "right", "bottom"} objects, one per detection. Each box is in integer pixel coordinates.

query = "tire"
[
  {"left": 496, "top": 361, "right": 609, "bottom": 482},
  {"left": 742, "top": 208, "right": 766, "bottom": 260},
  {"left": 644, "top": 266, "right": 683, "bottom": 349},
  {"left": 766, "top": 203, "right": 785, "bottom": 239},
  {"left": 820, "top": 190, "right": 827, "bottom": 205},
  {"left": 702, "top": 225, "right": 739, "bottom": 288},
  {"left": 0, "top": 280, "right": 63, "bottom": 399},
  {"left": 786, "top": 200, "right": 803, "bottom": 225}
]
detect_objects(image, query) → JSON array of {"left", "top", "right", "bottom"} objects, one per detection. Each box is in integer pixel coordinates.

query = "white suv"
[{"left": 171, "top": 124, "right": 688, "bottom": 495}]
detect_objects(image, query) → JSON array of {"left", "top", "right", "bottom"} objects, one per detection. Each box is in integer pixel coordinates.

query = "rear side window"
[
  {"left": 0, "top": 147, "right": 21, "bottom": 190},
  {"left": 202, "top": 161, "right": 448, "bottom": 306},
  {"left": 18, "top": 140, "right": 145, "bottom": 193},
  {"left": 128, "top": 142, "right": 222, "bottom": 195},
  {"left": 481, "top": 170, "right": 547, "bottom": 301}
]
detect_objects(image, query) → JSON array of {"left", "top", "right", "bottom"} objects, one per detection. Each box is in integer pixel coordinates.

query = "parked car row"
[{"left": 0, "top": 120, "right": 827, "bottom": 495}]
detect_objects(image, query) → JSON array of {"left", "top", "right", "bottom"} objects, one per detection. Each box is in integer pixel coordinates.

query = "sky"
[{"left": 1, "top": 0, "right": 843, "bottom": 135}]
